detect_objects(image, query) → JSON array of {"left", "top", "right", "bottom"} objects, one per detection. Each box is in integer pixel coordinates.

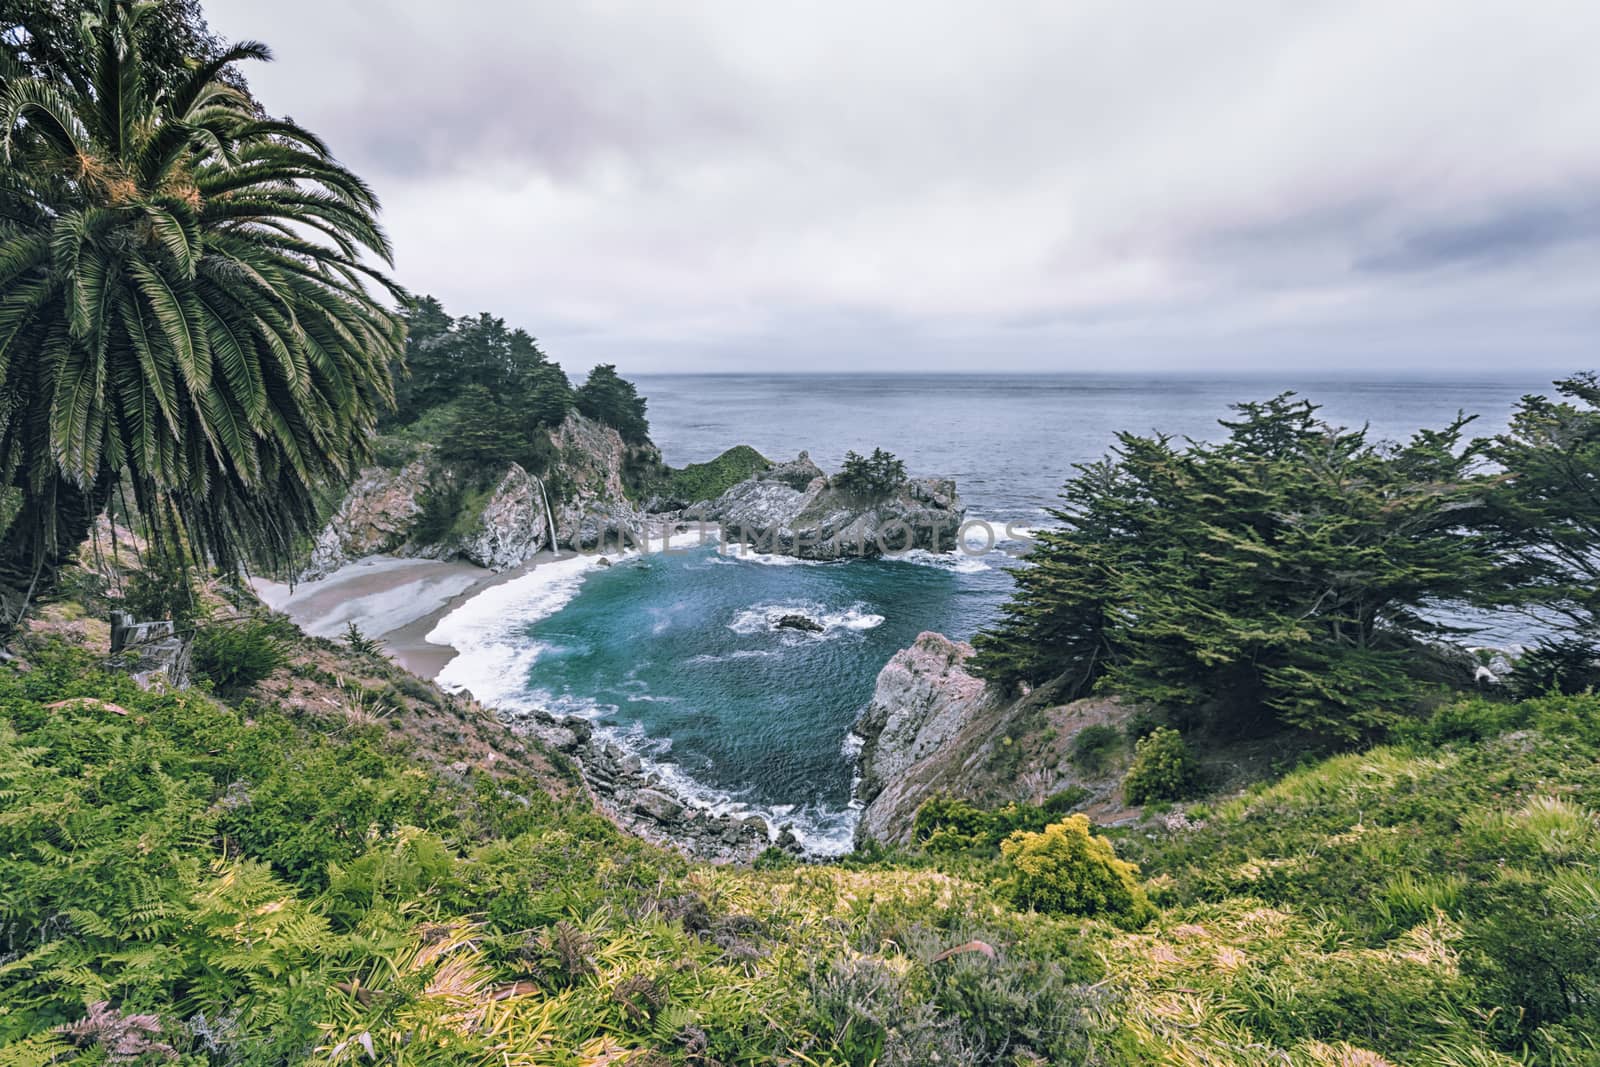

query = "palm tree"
[{"left": 0, "top": 0, "right": 403, "bottom": 627}]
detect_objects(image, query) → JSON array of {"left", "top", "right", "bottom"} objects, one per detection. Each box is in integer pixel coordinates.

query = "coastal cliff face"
[
  {"left": 690, "top": 453, "right": 965, "bottom": 559},
  {"left": 305, "top": 456, "right": 440, "bottom": 576},
  {"left": 308, "top": 424, "right": 969, "bottom": 579},
  {"left": 303, "top": 412, "right": 642, "bottom": 578},
  {"left": 852, "top": 631, "right": 1135, "bottom": 845},
  {"left": 551, "top": 412, "right": 652, "bottom": 550}
]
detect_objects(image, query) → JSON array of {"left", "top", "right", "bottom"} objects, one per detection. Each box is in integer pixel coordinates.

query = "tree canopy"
[
  {"left": 972, "top": 394, "right": 1516, "bottom": 737},
  {"left": 835, "top": 448, "right": 907, "bottom": 498},
  {"left": 0, "top": 0, "right": 402, "bottom": 623},
  {"left": 575, "top": 363, "right": 649, "bottom": 444}
]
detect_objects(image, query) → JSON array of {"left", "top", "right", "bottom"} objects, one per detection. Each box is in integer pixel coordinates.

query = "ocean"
[{"left": 430, "top": 372, "right": 1557, "bottom": 852}]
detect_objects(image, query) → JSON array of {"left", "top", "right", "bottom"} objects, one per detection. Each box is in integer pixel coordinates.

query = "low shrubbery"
[
  {"left": 9, "top": 636, "right": 1600, "bottom": 1062},
  {"left": 190, "top": 616, "right": 293, "bottom": 695},
  {"left": 998, "top": 815, "right": 1153, "bottom": 926},
  {"left": 911, "top": 790, "right": 1088, "bottom": 854},
  {"left": 1070, "top": 722, "right": 1122, "bottom": 771},
  {"left": 1121, "top": 726, "right": 1199, "bottom": 804},
  {"left": 657, "top": 445, "right": 772, "bottom": 505}
]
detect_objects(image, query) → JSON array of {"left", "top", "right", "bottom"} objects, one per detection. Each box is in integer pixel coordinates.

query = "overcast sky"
[{"left": 202, "top": 1, "right": 1600, "bottom": 376}]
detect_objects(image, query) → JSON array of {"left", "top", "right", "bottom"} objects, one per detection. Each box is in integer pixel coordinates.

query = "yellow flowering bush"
[{"left": 999, "top": 814, "right": 1153, "bottom": 926}]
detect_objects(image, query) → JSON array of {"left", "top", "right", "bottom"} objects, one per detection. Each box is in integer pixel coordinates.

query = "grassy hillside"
[{"left": 3, "top": 618, "right": 1599, "bottom": 1064}]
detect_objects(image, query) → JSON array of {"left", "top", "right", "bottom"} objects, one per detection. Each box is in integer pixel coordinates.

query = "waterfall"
[{"left": 535, "top": 474, "right": 559, "bottom": 557}]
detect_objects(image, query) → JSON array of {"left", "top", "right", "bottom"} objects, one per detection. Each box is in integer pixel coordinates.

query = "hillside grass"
[
  {"left": 649, "top": 445, "right": 772, "bottom": 506},
  {"left": 2, "top": 635, "right": 1598, "bottom": 1064}
]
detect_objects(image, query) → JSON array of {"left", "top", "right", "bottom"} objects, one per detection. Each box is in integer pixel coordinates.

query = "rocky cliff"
[
  {"left": 851, "top": 631, "right": 1135, "bottom": 845},
  {"left": 687, "top": 452, "right": 965, "bottom": 559},
  {"left": 307, "top": 424, "right": 968, "bottom": 578},
  {"left": 303, "top": 411, "right": 644, "bottom": 578}
]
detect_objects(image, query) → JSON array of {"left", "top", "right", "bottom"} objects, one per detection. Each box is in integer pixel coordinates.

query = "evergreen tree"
[
  {"left": 575, "top": 364, "right": 649, "bottom": 443},
  {"left": 973, "top": 395, "right": 1510, "bottom": 737},
  {"left": 835, "top": 448, "right": 907, "bottom": 497},
  {"left": 1484, "top": 374, "right": 1600, "bottom": 641}
]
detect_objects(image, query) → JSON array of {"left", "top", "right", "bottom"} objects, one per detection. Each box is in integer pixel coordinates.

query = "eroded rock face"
[
  {"left": 551, "top": 412, "right": 650, "bottom": 549},
  {"left": 454, "top": 464, "right": 553, "bottom": 571},
  {"left": 492, "top": 705, "right": 776, "bottom": 862},
  {"left": 302, "top": 413, "right": 647, "bottom": 576},
  {"left": 304, "top": 455, "right": 440, "bottom": 578},
  {"left": 694, "top": 452, "right": 965, "bottom": 560},
  {"left": 852, "top": 632, "right": 994, "bottom": 843},
  {"left": 850, "top": 631, "right": 1138, "bottom": 846}
]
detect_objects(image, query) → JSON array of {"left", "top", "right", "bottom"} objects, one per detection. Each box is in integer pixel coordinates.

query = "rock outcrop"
[
  {"left": 305, "top": 424, "right": 964, "bottom": 576},
  {"left": 851, "top": 631, "right": 1136, "bottom": 845},
  {"left": 502, "top": 705, "right": 776, "bottom": 863},
  {"left": 691, "top": 452, "right": 965, "bottom": 560},
  {"left": 552, "top": 412, "right": 650, "bottom": 550},
  {"left": 301, "top": 413, "right": 643, "bottom": 577},
  {"left": 453, "top": 464, "right": 555, "bottom": 571},
  {"left": 304, "top": 456, "right": 440, "bottom": 578},
  {"left": 108, "top": 612, "right": 191, "bottom": 689}
]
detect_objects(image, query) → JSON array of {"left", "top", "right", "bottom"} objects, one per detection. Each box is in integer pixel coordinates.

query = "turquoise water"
[
  {"left": 435, "top": 373, "right": 1556, "bottom": 850},
  {"left": 520, "top": 546, "right": 1006, "bottom": 847}
]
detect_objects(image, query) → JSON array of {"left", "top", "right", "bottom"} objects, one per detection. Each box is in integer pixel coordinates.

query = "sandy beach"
[{"left": 253, "top": 552, "right": 562, "bottom": 679}]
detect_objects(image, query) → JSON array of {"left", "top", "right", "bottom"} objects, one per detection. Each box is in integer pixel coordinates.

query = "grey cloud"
[
  {"left": 201, "top": 0, "right": 1600, "bottom": 374},
  {"left": 1356, "top": 195, "right": 1600, "bottom": 274}
]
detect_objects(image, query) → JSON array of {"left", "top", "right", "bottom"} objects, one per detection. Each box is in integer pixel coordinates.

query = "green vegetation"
[
  {"left": 342, "top": 620, "right": 382, "bottom": 657},
  {"left": 970, "top": 390, "right": 1596, "bottom": 739},
  {"left": 189, "top": 615, "right": 291, "bottom": 694},
  {"left": 575, "top": 363, "right": 651, "bottom": 445},
  {"left": 1121, "top": 726, "right": 1199, "bottom": 805},
  {"left": 1113, "top": 691, "right": 1600, "bottom": 1061},
  {"left": 1069, "top": 722, "right": 1122, "bottom": 772},
  {"left": 384, "top": 298, "right": 575, "bottom": 476},
  {"left": 647, "top": 445, "right": 771, "bottom": 506},
  {"left": 119, "top": 551, "right": 200, "bottom": 626},
  {"left": 999, "top": 815, "right": 1154, "bottom": 926},
  {"left": 910, "top": 790, "right": 1088, "bottom": 854},
  {"left": 8, "top": 621, "right": 1600, "bottom": 1062},
  {"left": 834, "top": 448, "right": 908, "bottom": 498},
  {"left": 0, "top": 0, "right": 403, "bottom": 625},
  {"left": 0, "top": 639, "right": 1118, "bottom": 1064},
  {"left": 1484, "top": 374, "right": 1600, "bottom": 644}
]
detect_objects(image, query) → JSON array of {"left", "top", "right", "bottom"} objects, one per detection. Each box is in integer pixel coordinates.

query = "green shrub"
[
  {"left": 1461, "top": 867, "right": 1600, "bottom": 1044},
  {"left": 191, "top": 617, "right": 291, "bottom": 695},
  {"left": 1070, "top": 723, "right": 1122, "bottom": 772},
  {"left": 911, "top": 791, "right": 1090, "bottom": 855},
  {"left": 662, "top": 445, "right": 771, "bottom": 505},
  {"left": 998, "top": 814, "right": 1152, "bottom": 925},
  {"left": 912, "top": 795, "right": 996, "bottom": 852},
  {"left": 1510, "top": 638, "right": 1600, "bottom": 698},
  {"left": 1123, "top": 726, "right": 1199, "bottom": 805},
  {"left": 344, "top": 621, "right": 383, "bottom": 657},
  {"left": 833, "top": 448, "right": 907, "bottom": 498},
  {"left": 120, "top": 550, "right": 199, "bottom": 624}
]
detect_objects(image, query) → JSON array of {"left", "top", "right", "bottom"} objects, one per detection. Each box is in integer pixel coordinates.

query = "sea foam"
[{"left": 428, "top": 553, "right": 607, "bottom": 709}]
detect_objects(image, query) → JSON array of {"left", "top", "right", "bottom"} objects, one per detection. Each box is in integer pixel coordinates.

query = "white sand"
[{"left": 253, "top": 553, "right": 560, "bottom": 679}]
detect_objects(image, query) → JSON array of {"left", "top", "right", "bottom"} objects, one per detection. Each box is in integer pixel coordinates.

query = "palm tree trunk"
[{"left": 0, "top": 473, "right": 114, "bottom": 636}]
